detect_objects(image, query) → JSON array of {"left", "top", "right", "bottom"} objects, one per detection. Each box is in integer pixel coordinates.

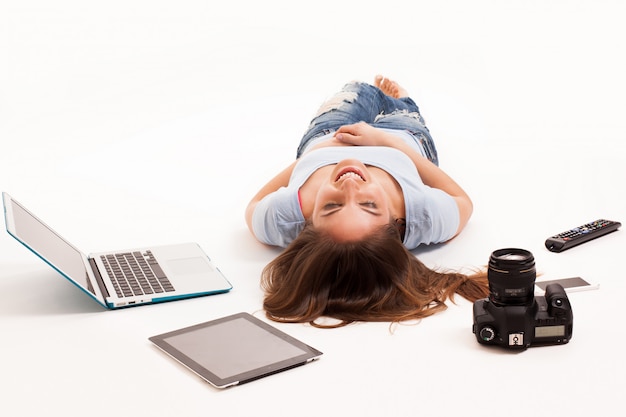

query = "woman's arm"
[
  {"left": 335, "top": 122, "right": 473, "bottom": 237},
  {"left": 245, "top": 160, "right": 299, "bottom": 235}
]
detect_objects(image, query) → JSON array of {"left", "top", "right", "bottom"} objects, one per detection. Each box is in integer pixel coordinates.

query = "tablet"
[{"left": 149, "top": 312, "right": 323, "bottom": 388}]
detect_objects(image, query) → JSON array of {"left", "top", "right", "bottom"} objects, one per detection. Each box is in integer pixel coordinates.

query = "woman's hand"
[
  {"left": 308, "top": 123, "right": 401, "bottom": 151},
  {"left": 334, "top": 122, "right": 398, "bottom": 147}
]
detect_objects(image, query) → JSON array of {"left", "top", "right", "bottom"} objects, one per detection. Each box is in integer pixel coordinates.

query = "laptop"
[{"left": 2, "top": 192, "right": 232, "bottom": 309}]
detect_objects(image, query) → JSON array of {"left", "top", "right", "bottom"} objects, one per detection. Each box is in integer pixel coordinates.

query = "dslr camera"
[{"left": 472, "top": 248, "right": 573, "bottom": 350}]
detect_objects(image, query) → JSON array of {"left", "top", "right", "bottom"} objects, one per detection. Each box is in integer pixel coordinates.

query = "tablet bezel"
[{"left": 149, "top": 312, "right": 322, "bottom": 388}]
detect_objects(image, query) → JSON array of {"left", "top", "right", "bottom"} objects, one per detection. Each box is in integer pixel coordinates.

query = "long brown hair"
[{"left": 261, "top": 223, "right": 489, "bottom": 328}]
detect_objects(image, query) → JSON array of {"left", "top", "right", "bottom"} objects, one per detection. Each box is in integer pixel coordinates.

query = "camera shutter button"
[{"left": 479, "top": 327, "right": 496, "bottom": 342}]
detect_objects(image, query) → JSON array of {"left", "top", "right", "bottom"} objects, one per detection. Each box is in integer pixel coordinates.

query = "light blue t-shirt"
[{"left": 252, "top": 134, "right": 459, "bottom": 249}]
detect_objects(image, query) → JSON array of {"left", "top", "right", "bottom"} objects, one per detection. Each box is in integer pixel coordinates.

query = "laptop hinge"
[{"left": 88, "top": 258, "right": 110, "bottom": 298}]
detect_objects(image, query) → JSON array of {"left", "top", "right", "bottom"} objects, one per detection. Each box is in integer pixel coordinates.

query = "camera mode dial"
[{"left": 479, "top": 326, "right": 496, "bottom": 342}]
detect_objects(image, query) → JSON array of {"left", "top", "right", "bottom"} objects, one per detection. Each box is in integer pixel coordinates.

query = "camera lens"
[{"left": 488, "top": 248, "right": 536, "bottom": 306}]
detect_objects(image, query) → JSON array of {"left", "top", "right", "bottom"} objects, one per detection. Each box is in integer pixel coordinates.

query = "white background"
[{"left": 1, "top": 1, "right": 625, "bottom": 416}]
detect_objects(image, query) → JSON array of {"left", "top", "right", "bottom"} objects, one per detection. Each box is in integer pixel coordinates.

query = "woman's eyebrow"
[{"left": 320, "top": 206, "right": 382, "bottom": 217}]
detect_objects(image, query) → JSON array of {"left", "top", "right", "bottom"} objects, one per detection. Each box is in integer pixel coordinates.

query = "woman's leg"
[
  {"left": 296, "top": 76, "right": 438, "bottom": 160},
  {"left": 371, "top": 107, "right": 439, "bottom": 165},
  {"left": 297, "top": 78, "right": 421, "bottom": 157},
  {"left": 371, "top": 77, "right": 439, "bottom": 165}
]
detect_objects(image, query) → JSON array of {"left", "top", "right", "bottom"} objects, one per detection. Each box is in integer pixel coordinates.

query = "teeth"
[{"left": 338, "top": 172, "right": 364, "bottom": 181}]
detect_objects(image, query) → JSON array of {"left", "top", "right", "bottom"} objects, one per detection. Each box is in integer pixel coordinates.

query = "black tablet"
[{"left": 149, "top": 312, "right": 323, "bottom": 388}]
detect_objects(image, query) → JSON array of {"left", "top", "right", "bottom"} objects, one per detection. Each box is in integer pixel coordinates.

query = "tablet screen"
[{"left": 149, "top": 312, "right": 322, "bottom": 388}]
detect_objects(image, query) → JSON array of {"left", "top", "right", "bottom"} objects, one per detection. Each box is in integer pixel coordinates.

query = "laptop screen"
[{"left": 7, "top": 197, "right": 95, "bottom": 295}]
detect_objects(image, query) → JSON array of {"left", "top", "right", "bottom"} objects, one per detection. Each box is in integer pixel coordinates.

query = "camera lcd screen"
[{"left": 535, "top": 325, "right": 565, "bottom": 338}]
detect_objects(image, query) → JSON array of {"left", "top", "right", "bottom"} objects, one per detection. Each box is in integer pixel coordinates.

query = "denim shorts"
[{"left": 296, "top": 81, "right": 439, "bottom": 165}]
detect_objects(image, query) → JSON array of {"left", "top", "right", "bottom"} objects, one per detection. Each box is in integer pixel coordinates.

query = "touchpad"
[{"left": 167, "top": 257, "right": 214, "bottom": 276}]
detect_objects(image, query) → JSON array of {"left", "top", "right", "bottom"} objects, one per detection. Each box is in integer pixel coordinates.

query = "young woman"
[{"left": 246, "top": 76, "right": 488, "bottom": 328}]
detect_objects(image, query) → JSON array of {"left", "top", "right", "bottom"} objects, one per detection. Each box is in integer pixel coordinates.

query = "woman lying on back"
[{"left": 246, "top": 76, "right": 488, "bottom": 327}]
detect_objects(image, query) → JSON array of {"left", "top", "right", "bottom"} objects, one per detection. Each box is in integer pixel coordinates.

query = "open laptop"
[{"left": 2, "top": 192, "right": 232, "bottom": 309}]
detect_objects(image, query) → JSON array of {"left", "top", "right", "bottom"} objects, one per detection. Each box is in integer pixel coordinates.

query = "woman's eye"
[
  {"left": 323, "top": 203, "right": 341, "bottom": 210},
  {"left": 361, "top": 201, "right": 377, "bottom": 208}
]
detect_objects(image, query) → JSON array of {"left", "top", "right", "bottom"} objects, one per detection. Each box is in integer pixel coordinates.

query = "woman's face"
[{"left": 311, "top": 159, "right": 393, "bottom": 242}]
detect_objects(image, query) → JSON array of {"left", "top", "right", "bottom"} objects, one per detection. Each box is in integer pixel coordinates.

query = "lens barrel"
[{"left": 488, "top": 248, "right": 536, "bottom": 306}]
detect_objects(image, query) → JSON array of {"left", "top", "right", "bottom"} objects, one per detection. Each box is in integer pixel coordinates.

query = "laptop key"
[{"left": 101, "top": 252, "right": 175, "bottom": 297}]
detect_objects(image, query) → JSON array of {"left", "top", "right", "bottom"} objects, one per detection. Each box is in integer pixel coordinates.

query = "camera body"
[{"left": 472, "top": 248, "right": 573, "bottom": 350}]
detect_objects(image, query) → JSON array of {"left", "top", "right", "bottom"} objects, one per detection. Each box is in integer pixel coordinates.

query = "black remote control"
[{"left": 545, "top": 219, "right": 621, "bottom": 252}]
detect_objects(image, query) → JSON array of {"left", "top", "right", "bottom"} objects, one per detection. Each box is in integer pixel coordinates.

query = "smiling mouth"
[{"left": 335, "top": 168, "right": 365, "bottom": 182}]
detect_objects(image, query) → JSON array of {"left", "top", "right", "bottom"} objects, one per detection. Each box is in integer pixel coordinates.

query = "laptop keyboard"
[{"left": 100, "top": 251, "right": 175, "bottom": 298}]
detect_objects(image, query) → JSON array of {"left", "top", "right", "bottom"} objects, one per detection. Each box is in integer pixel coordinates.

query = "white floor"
[{"left": 1, "top": 1, "right": 625, "bottom": 416}]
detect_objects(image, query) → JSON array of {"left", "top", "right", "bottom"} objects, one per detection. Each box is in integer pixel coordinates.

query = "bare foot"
[{"left": 374, "top": 75, "right": 409, "bottom": 98}]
